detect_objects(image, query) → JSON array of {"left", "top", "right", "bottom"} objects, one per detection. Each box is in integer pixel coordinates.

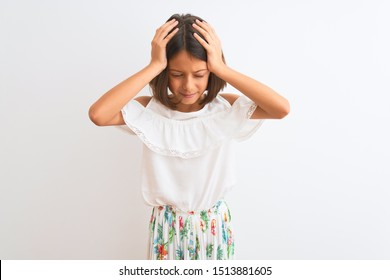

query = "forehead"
[{"left": 168, "top": 51, "right": 208, "bottom": 72}]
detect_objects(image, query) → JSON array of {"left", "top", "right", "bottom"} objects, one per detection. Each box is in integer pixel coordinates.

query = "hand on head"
[
  {"left": 150, "top": 19, "right": 179, "bottom": 71},
  {"left": 150, "top": 15, "right": 225, "bottom": 75},
  {"left": 192, "top": 20, "right": 225, "bottom": 74},
  {"left": 149, "top": 14, "right": 227, "bottom": 111}
]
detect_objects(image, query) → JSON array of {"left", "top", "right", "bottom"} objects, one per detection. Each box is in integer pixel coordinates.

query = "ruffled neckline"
[
  {"left": 163, "top": 93, "right": 210, "bottom": 115},
  {"left": 145, "top": 94, "right": 231, "bottom": 121},
  {"left": 121, "top": 94, "right": 259, "bottom": 158}
]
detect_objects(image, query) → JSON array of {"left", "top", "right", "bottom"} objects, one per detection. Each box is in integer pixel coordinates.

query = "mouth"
[{"left": 180, "top": 93, "right": 196, "bottom": 99}]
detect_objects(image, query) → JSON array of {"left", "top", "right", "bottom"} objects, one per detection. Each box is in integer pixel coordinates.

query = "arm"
[
  {"left": 193, "top": 20, "right": 290, "bottom": 119},
  {"left": 88, "top": 64, "right": 162, "bottom": 126},
  {"left": 88, "top": 19, "right": 179, "bottom": 126},
  {"left": 215, "top": 67, "right": 290, "bottom": 119}
]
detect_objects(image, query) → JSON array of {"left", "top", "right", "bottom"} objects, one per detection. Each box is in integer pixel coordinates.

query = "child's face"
[{"left": 167, "top": 51, "right": 210, "bottom": 111}]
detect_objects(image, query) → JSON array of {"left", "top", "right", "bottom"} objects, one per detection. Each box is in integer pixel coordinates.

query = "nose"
[{"left": 183, "top": 76, "right": 195, "bottom": 92}]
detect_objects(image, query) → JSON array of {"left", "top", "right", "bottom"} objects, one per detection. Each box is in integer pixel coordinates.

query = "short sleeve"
[
  {"left": 115, "top": 124, "right": 136, "bottom": 136},
  {"left": 230, "top": 95, "right": 265, "bottom": 141}
]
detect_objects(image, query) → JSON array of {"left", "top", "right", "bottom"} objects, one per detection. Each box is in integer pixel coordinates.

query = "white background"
[{"left": 1, "top": 0, "right": 389, "bottom": 259}]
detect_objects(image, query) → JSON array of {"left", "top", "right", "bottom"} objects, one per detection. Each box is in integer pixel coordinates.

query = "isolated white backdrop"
[{"left": 1, "top": 0, "right": 389, "bottom": 259}]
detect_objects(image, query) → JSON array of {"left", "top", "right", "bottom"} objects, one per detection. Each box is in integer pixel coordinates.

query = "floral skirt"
[{"left": 148, "top": 200, "right": 235, "bottom": 260}]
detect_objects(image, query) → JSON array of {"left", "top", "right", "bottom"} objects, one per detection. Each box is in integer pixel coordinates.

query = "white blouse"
[{"left": 118, "top": 94, "right": 264, "bottom": 211}]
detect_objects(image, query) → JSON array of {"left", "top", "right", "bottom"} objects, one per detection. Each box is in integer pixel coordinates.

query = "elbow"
[{"left": 88, "top": 106, "right": 104, "bottom": 126}]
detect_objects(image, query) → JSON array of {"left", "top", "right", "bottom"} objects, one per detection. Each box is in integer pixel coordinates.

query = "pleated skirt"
[{"left": 148, "top": 200, "right": 235, "bottom": 260}]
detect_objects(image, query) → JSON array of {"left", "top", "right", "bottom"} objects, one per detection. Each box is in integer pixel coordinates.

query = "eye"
[
  {"left": 194, "top": 75, "right": 204, "bottom": 78},
  {"left": 171, "top": 73, "right": 182, "bottom": 77}
]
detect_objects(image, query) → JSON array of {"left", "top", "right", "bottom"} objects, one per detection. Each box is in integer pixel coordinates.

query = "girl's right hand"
[{"left": 150, "top": 19, "right": 179, "bottom": 71}]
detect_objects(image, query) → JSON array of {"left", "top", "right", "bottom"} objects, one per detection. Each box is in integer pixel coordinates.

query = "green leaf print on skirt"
[{"left": 148, "top": 200, "right": 235, "bottom": 260}]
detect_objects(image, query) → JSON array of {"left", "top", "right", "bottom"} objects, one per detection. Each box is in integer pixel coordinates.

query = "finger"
[
  {"left": 194, "top": 19, "right": 211, "bottom": 30},
  {"left": 155, "top": 19, "right": 178, "bottom": 40},
  {"left": 159, "top": 19, "right": 178, "bottom": 36},
  {"left": 193, "top": 19, "right": 219, "bottom": 42},
  {"left": 194, "top": 19, "right": 219, "bottom": 41},
  {"left": 163, "top": 27, "right": 179, "bottom": 41},
  {"left": 193, "top": 32, "right": 211, "bottom": 50},
  {"left": 193, "top": 24, "right": 213, "bottom": 45},
  {"left": 194, "top": 19, "right": 214, "bottom": 34},
  {"left": 161, "top": 18, "right": 178, "bottom": 29},
  {"left": 155, "top": 19, "right": 175, "bottom": 34}
]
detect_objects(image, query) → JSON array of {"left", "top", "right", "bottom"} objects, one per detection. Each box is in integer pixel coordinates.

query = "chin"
[{"left": 179, "top": 93, "right": 200, "bottom": 102}]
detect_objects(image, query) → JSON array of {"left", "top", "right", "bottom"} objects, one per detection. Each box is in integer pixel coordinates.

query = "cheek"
[
  {"left": 168, "top": 78, "right": 178, "bottom": 91},
  {"left": 200, "top": 77, "right": 209, "bottom": 89}
]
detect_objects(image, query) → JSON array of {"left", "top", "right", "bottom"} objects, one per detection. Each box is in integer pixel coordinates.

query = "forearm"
[
  {"left": 89, "top": 63, "right": 163, "bottom": 125},
  {"left": 216, "top": 65, "right": 290, "bottom": 117}
]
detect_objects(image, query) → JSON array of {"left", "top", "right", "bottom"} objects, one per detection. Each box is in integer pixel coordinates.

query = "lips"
[{"left": 180, "top": 93, "right": 196, "bottom": 98}]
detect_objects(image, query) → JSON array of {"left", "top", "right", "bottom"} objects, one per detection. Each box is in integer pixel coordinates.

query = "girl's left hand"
[{"left": 192, "top": 19, "right": 226, "bottom": 74}]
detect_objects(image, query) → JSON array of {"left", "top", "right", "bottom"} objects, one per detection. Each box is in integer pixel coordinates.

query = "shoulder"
[
  {"left": 219, "top": 93, "right": 240, "bottom": 105},
  {"left": 135, "top": 94, "right": 240, "bottom": 108},
  {"left": 134, "top": 95, "right": 152, "bottom": 107}
]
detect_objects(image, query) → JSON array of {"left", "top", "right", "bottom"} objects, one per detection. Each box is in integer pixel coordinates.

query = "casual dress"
[{"left": 119, "top": 93, "right": 264, "bottom": 259}]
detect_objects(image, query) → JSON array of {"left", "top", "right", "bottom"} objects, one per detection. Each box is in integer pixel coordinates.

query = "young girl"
[{"left": 89, "top": 13, "right": 289, "bottom": 260}]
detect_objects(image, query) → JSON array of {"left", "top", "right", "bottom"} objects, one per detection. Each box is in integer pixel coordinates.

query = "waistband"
[{"left": 152, "top": 199, "right": 229, "bottom": 216}]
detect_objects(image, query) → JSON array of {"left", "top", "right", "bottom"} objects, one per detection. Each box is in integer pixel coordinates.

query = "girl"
[{"left": 89, "top": 13, "right": 289, "bottom": 260}]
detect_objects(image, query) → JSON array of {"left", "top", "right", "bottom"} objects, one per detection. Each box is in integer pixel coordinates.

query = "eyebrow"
[{"left": 169, "top": 69, "right": 208, "bottom": 73}]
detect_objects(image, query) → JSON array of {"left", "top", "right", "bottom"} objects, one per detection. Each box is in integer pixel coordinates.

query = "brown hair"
[{"left": 149, "top": 13, "right": 227, "bottom": 110}]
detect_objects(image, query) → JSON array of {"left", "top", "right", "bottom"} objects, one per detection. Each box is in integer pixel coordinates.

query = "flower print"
[
  {"left": 149, "top": 200, "right": 235, "bottom": 260},
  {"left": 200, "top": 220, "right": 205, "bottom": 232},
  {"left": 217, "top": 245, "right": 223, "bottom": 260},
  {"left": 179, "top": 216, "right": 183, "bottom": 232},
  {"left": 150, "top": 218, "right": 156, "bottom": 233},
  {"left": 222, "top": 222, "right": 227, "bottom": 244},
  {"left": 195, "top": 237, "right": 200, "bottom": 260},
  {"left": 227, "top": 228, "right": 233, "bottom": 246},
  {"left": 206, "top": 244, "right": 214, "bottom": 258},
  {"left": 171, "top": 210, "right": 175, "bottom": 227},
  {"left": 227, "top": 227, "right": 234, "bottom": 259},
  {"left": 188, "top": 236, "right": 196, "bottom": 260},
  {"left": 211, "top": 219, "right": 216, "bottom": 236},
  {"left": 169, "top": 226, "right": 175, "bottom": 244},
  {"left": 157, "top": 243, "right": 168, "bottom": 260},
  {"left": 200, "top": 211, "right": 209, "bottom": 232},
  {"left": 180, "top": 218, "right": 189, "bottom": 241},
  {"left": 164, "top": 209, "right": 170, "bottom": 223},
  {"left": 214, "top": 200, "right": 222, "bottom": 214},
  {"left": 176, "top": 247, "right": 184, "bottom": 260}
]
